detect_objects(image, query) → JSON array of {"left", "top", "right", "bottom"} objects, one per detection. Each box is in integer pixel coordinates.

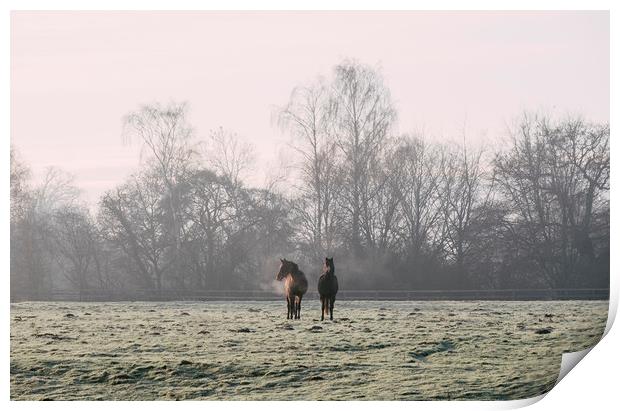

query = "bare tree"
[
  {"left": 393, "top": 136, "right": 446, "bottom": 260},
  {"left": 359, "top": 138, "right": 403, "bottom": 251},
  {"left": 10, "top": 146, "right": 31, "bottom": 222},
  {"left": 494, "top": 114, "right": 610, "bottom": 287},
  {"left": 10, "top": 147, "right": 33, "bottom": 299},
  {"left": 123, "top": 102, "right": 196, "bottom": 286},
  {"left": 278, "top": 79, "right": 343, "bottom": 257},
  {"left": 180, "top": 169, "right": 237, "bottom": 289},
  {"left": 204, "top": 127, "right": 255, "bottom": 189},
  {"left": 441, "top": 141, "right": 488, "bottom": 285},
  {"left": 11, "top": 166, "right": 82, "bottom": 299},
  {"left": 99, "top": 171, "right": 170, "bottom": 292},
  {"left": 34, "top": 167, "right": 81, "bottom": 212},
  {"left": 50, "top": 206, "right": 99, "bottom": 297},
  {"left": 329, "top": 59, "right": 397, "bottom": 256}
]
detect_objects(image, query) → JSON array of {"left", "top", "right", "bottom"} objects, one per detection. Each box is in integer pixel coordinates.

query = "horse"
[
  {"left": 276, "top": 258, "right": 308, "bottom": 320},
  {"left": 318, "top": 257, "right": 338, "bottom": 321}
]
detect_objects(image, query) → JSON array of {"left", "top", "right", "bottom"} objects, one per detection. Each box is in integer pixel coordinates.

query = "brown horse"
[
  {"left": 318, "top": 257, "right": 338, "bottom": 321},
  {"left": 276, "top": 258, "right": 308, "bottom": 320}
]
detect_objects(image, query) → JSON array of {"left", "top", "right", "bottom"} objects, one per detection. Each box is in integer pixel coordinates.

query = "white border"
[
  {"left": 3, "top": 1, "right": 616, "bottom": 410},
  {"left": 0, "top": 0, "right": 616, "bottom": 11}
]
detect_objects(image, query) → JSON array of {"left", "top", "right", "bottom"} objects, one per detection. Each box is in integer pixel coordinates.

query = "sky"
[{"left": 11, "top": 11, "right": 609, "bottom": 206}]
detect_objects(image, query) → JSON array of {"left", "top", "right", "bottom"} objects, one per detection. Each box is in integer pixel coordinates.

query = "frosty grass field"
[{"left": 10, "top": 300, "right": 607, "bottom": 400}]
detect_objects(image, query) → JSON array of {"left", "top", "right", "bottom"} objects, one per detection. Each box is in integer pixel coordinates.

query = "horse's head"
[
  {"left": 276, "top": 258, "right": 295, "bottom": 281},
  {"left": 324, "top": 257, "right": 335, "bottom": 275}
]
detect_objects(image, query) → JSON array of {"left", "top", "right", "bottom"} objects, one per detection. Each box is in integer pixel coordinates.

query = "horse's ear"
[
  {"left": 280, "top": 258, "right": 284, "bottom": 263},
  {"left": 325, "top": 257, "right": 329, "bottom": 263}
]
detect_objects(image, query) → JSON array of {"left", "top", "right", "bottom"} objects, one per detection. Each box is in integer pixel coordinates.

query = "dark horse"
[
  {"left": 276, "top": 258, "right": 308, "bottom": 319},
  {"left": 318, "top": 257, "right": 338, "bottom": 321}
]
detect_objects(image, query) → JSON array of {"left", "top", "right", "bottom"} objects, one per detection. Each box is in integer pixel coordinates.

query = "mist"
[{"left": 9, "top": 57, "right": 610, "bottom": 302}]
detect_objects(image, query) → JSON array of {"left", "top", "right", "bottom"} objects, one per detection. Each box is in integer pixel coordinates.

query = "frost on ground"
[{"left": 10, "top": 300, "right": 607, "bottom": 400}]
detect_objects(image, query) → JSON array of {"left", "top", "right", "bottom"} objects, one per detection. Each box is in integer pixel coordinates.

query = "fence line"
[{"left": 11, "top": 288, "right": 610, "bottom": 302}]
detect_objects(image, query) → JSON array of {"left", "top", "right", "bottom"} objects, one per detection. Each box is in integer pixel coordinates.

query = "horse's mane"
[
  {"left": 289, "top": 261, "right": 299, "bottom": 273},
  {"left": 327, "top": 259, "right": 335, "bottom": 275}
]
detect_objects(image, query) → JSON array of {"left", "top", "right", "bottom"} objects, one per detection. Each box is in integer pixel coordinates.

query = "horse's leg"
[
  {"left": 297, "top": 295, "right": 302, "bottom": 320},
  {"left": 286, "top": 295, "right": 291, "bottom": 320},
  {"left": 324, "top": 297, "right": 329, "bottom": 320},
  {"left": 320, "top": 297, "right": 325, "bottom": 321},
  {"left": 330, "top": 296, "right": 335, "bottom": 320}
]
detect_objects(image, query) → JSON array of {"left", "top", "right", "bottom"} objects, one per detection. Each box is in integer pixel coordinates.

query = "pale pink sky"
[{"left": 11, "top": 11, "right": 609, "bottom": 206}]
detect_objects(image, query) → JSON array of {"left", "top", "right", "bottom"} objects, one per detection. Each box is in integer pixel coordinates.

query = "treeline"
[{"left": 10, "top": 60, "right": 609, "bottom": 300}]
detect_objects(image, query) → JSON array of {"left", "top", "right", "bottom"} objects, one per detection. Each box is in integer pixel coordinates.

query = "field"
[{"left": 10, "top": 300, "right": 607, "bottom": 400}]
